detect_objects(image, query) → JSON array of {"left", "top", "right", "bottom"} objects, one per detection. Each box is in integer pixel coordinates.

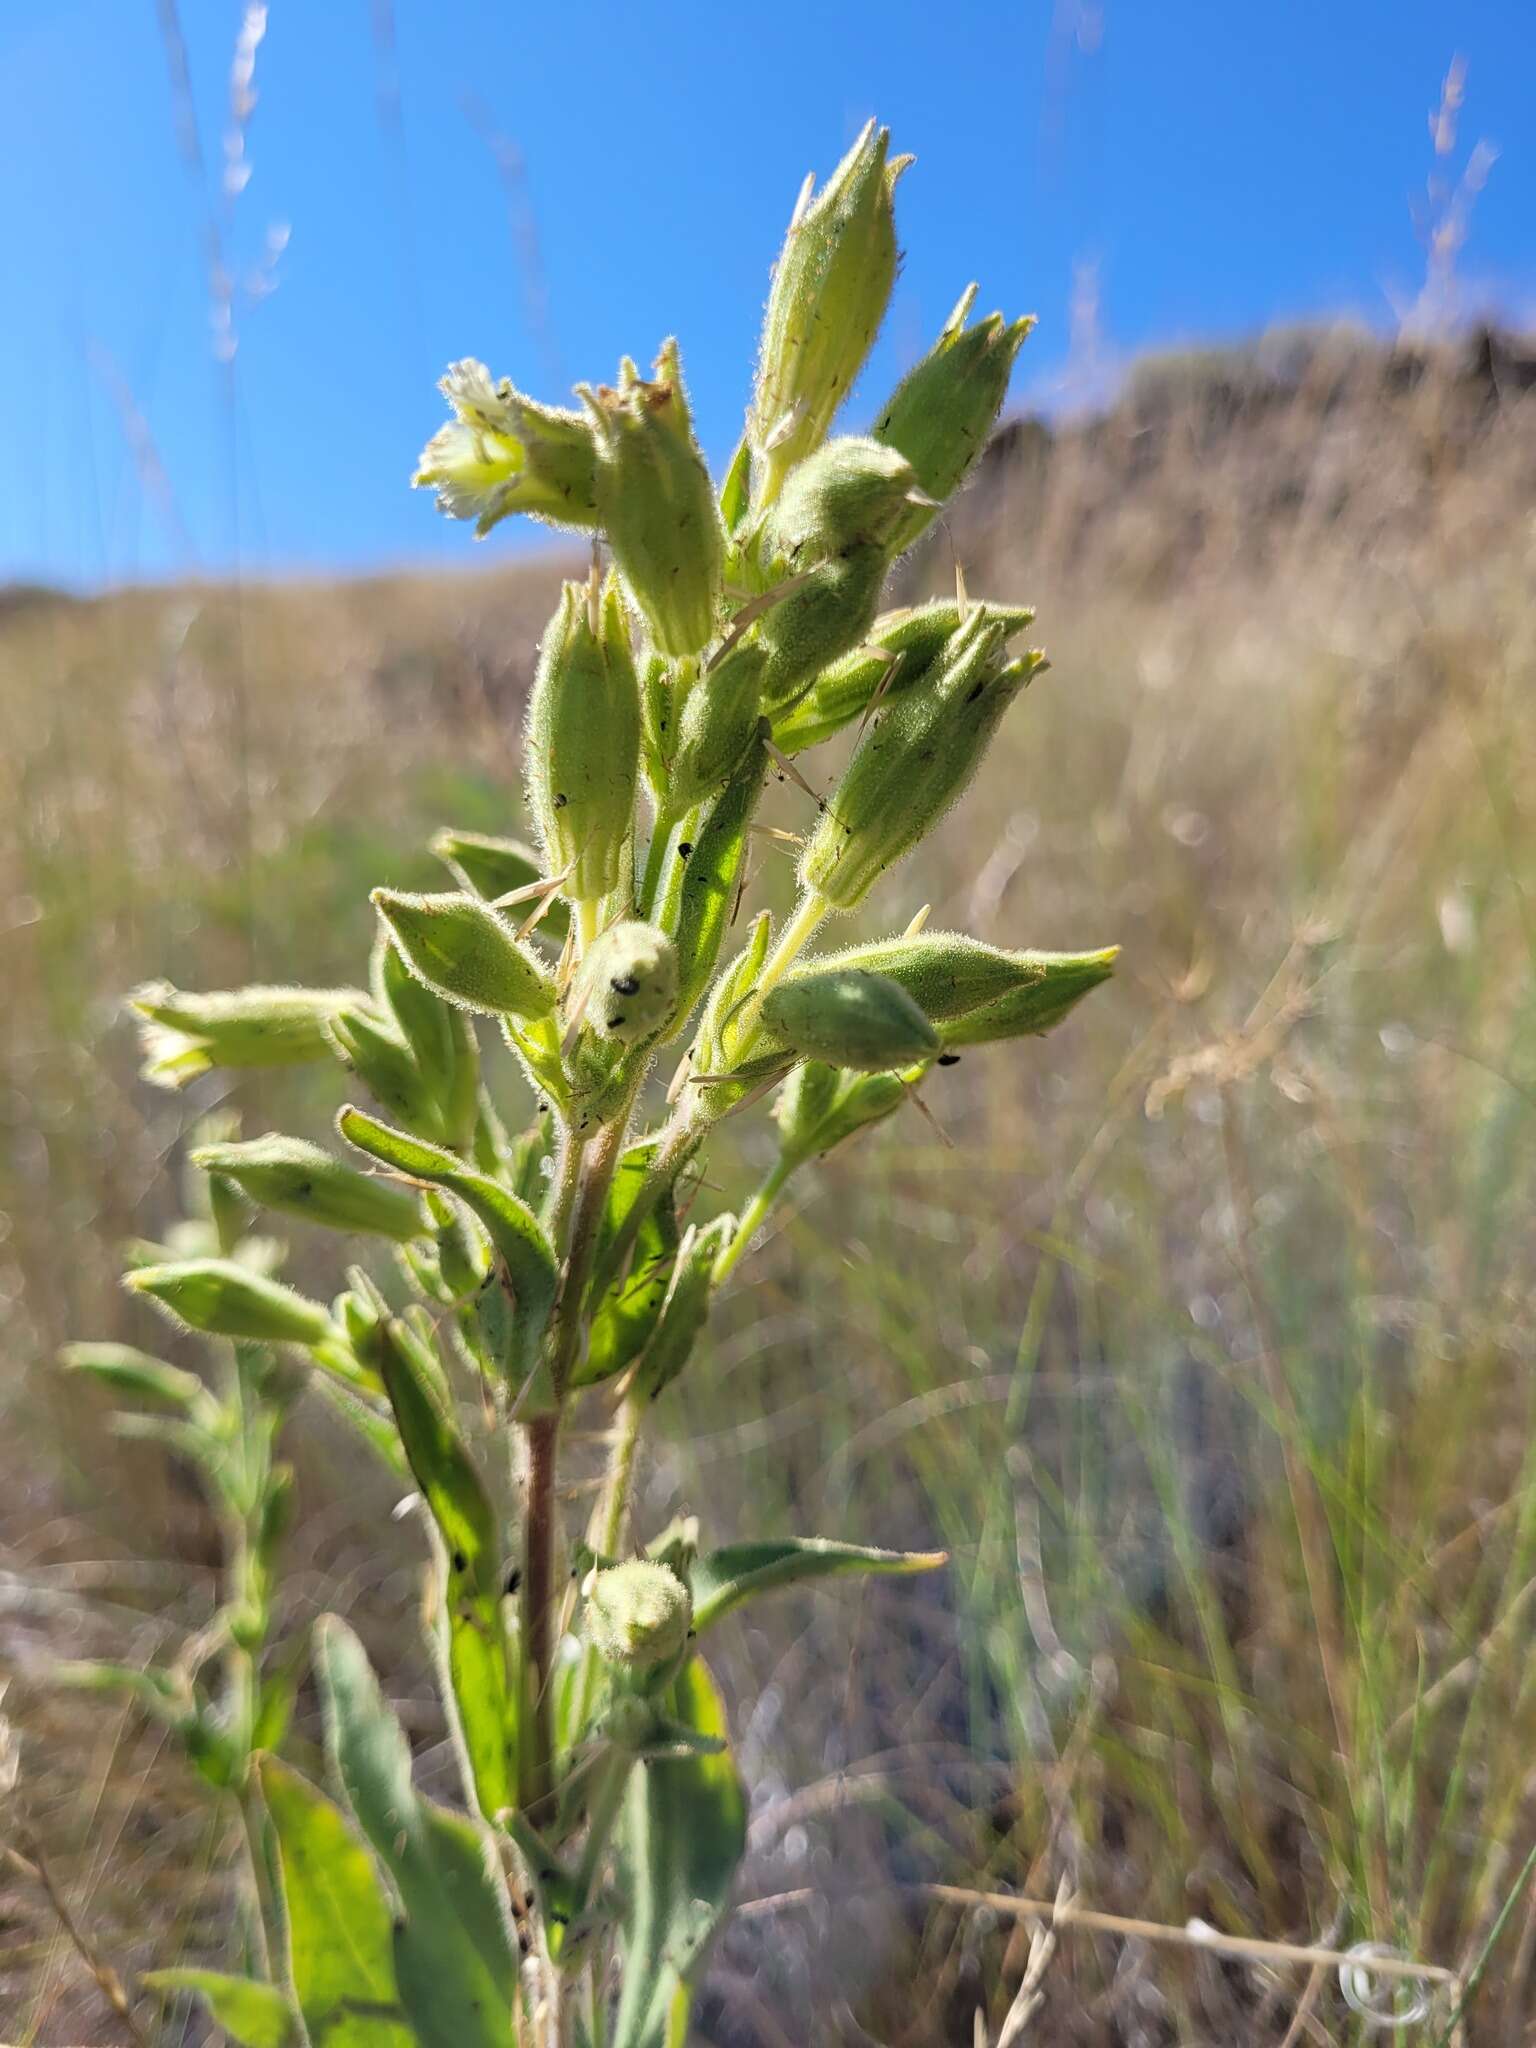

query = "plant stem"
[
  {"left": 573, "top": 1747, "right": 634, "bottom": 1908},
  {"left": 594, "top": 1393, "right": 644, "bottom": 1560},
  {"left": 520, "top": 1409, "right": 561, "bottom": 1816},
  {"left": 711, "top": 1165, "right": 790, "bottom": 1286},
  {"left": 576, "top": 897, "right": 601, "bottom": 954},
  {"left": 748, "top": 889, "right": 828, "bottom": 1019}
]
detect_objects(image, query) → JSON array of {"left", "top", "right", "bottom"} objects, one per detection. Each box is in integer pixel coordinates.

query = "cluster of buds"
[{"left": 75, "top": 122, "right": 1118, "bottom": 2048}]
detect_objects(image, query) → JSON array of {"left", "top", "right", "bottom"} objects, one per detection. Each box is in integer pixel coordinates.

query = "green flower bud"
[
  {"left": 760, "top": 968, "right": 938, "bottom": 1071},
  {"left": 787, "top": 930, "right": 1063, "bottom": 1024},
  {"left": 126, "top": 1258, "right": 333, "bottom": 1347},
  {"left": 574, "top": 920, "right": 679, "bottom": 1045},
  {"left": 580, "top": 341, "right": 722, "bottom": 657},
  {"left": 585, "top": 1559, "right": 693, "bottom": 1672},
  {"left": 762, "top": 437, "right": 920, "bottom": 568},
  {"left": 752, "top": 121, "right": 912, "bottom": 500},
  {"left": 755, "top": 543, "right": 888, "bottom": 714},
  {"left": 525, "top": 575, "right": 641, "bottom": 900},
  {"left": 372, "top": 889, "right": 556, "bottom": 1020},
  {"left": 873, "top": 286, "right": 1034, "bottom": 552},
  {"left": 431, "top": 828, "right": 572, "bottom": 946},
  {"left": 130, "top": 982, "right": 365, "bottom": 1090},
  {"left": 412, "top": 359, "right": 599, "bottom": 536},
  {"left": 936, "top": 947, "right": 1119, "bottom": 1048},
  {"left": 324, "top": 1004, "right": 444, "bottom": 1140},
  {"left": 669, "top": 643, "right": 767, "bottom": 808},
  {"left": 771, "top": 598, "right": 1035, "bottom": 754},
  {"left": 773, "top": 1061, "right": 906, "bottom": 1169},
  {"left": 189, "top": 1134, "right": 425, "bottom": 1242},
  {"left": 800, "top": 611, "right": 1043, "bottom": 910}
]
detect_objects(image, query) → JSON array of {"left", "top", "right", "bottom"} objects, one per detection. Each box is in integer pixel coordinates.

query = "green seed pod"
[
  {"left": 574, "top": 920, "right": 679, "bottom": 1044},
  {"left": 752, "top": 121, "right": 912, "bottom": 500},
  {"left": 760, "top": 969, "right": 938, "bottom": 1071},
  {"left": 773, "top": 1061, "right": 906, "bottom": 1170},
  {"left": 585, "top": 1559, "right": 693, "bottom": 1672},
  {"left": 431, "top": 828, "right": 572, "bottom": 946},
  {"left": 324, "top": 1004, "right": 444, "bottom": 1139},
  {"left": 762, "top": 436, "right": 920, "bottom": 569},
  {"left": 669, "top": 643, "right": 767, "bottom": 808},
  {"left": 373, "top": 936, "right": 480, "bottom": 1152},
  {"left": 801, "top": 612, "right": 1042, "bottom": 911},
  {"left": 936, "top": 946, "right": 1119, "bottom": 1048},
  {"left": 579, "top": 341, "right": 722, "bottom": 657},
  {"left": 771, "top": 598, "right": 1035, "bottom": 754},
  {"left": 189, "top": 1134, "right": 425, "bottom": 1242},
  {"left": 412, "top": 359, "right": 599, "bottom": 536},
  {"left": 372, "top": 888, "right": 555, "bottom": 1020},
  {"left": 755, "top": 543, "right": 888, "bottom": 714},
  {"left": 873, "top": 286, "right": 1034, "bottom": 553},
  {"left": 633, "top": 1212, "right": 735, "bottom": 1402},
  {"left": 130, "top": 981, "right": 365, "bottom": 1090},
  {"left": 126, "top": 1258, "right": 333, "bottom": 1347},
  {"left": 525, "top": 575, "right": 642, "bottom": 901},
  {"left": 787, "top": 930, "right": 1064, "bottom": 1024}
]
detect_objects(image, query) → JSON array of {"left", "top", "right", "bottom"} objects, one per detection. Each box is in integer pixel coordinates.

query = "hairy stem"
[
  {"left": 520, "top": 1410, "right": 562, "bottom": 1816},
  {"left": 711, "top": 1163, "right": 791, "bottom": 1286}
]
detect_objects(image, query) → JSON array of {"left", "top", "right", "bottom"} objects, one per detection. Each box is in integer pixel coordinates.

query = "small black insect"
[
  {"left": 609, "top": 974, "right": 640, "bottom": 996},
  {"left": 677, "top": 841, "right": 693, "bottom": 858},
  {"left": 937, "top": 1053, "right": 961, "bottom": 1067}
]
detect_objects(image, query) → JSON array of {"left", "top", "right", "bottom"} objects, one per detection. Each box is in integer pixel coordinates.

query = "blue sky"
[{"left": 3, "top": 0, "right": 1532, "bottom": 589}]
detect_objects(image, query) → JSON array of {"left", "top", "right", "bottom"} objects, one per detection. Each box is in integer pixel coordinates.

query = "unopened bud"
[
  {"left": 788, "top": 930, "right": 1058, "bottom": 1023},
  {"left": 753, "top": 122, "right": 911, "bottom": 498},
  {"left": 936, "top": 947, "right": 1119, "bottom": 1048},
  {"left": 525, "top": 576, "right": 641, "bottom": 901},
  {"left": 413, "top": 359, "right": 599, "bottom": 536},
  {"left": 763, "top": 437, "right": 919, "bottom": 571},
  {"left": 761, "top": 968, "right": 938, "bottom": 1070},
  {"left": 669, "top": 643, "right": 767, "bottom": 808},
  {"left": 873, "top": 286, "right": 1033, "bottom": 552},
  {"left": 190, "top": 1134, "right": 424, "bottom": 1242},
  {"left": 130, "top": 982, "right": 364, "bottom": 1090},
  {"left": 801, "top": 612, "right": 1043, "bottom": 910},
  {"left": 126, "top": 1259, "right": 333, "bottom": 1347},
  {"left": 580, "top": 341, "right": 722, "bottom": 656},
  {"left": 575, "top": 921, "right": 679, "bottom": 1045},
  {"left": 372, "top": 889, "right": 556, "bottom": 1020},
  {"left": 755, "top": 544, "right": 888, "bottom": 714},
  {"left": 774, "top": 1061, "right": 906, "bottom": 1169},
  {"left": 585, "top": 1559, "right": 693, "bottom": 1672},
  {"left": 771, "top": 598, "right": 1035, "bottom": 754}
]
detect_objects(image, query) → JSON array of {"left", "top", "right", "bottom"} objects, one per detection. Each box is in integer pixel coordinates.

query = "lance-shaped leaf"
[
  {"left": 365, "top": 1316, "right": 516, "bottom": 1821},
  {"left": 690, "top": 1537, "right": 947, "bottom": 1634},
  {"left": 576, "top": 1142, "right": 681, "bottom": 1390},
  {"left": 125, "top": 1259, "right": 333, "bottom": 1348},
  {"left": 338, "top": 1106, "right": 557, "bottom": 1395},
  {"left": 140, "top": 1970, "right": 296, "bottom": 2048},
  {"left": 59, "top": 1342, "right": 213, "bottom": 1417},
  {"left": 191, "top": 1134, "right": 426, "bottom": 1242},
  {"left": 633, "top": 1214, "right": 735, "bottom": 1404},
  {"left": 257, "top": 1756, "right": 413, "bottom": 2048},
  {"left": 652, "top": 735, "right": 767, "bottom": 1032},
  {"left": 315, "top": 1617, "right": 519, "bottom": 2048},
  {"left": 431, "top": 827, "right": 571, "bottom": 945},
  {"left": 611, "top": 1654, "right": 745, "bottom": 2048}
]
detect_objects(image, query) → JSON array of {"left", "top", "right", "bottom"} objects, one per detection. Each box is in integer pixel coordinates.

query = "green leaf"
[
  {"left": 690, "top": 1537, "right": 947, "bottom": 1633},
  {"left": 141, "top": 1969, "right": 296, "bottom": 2048},
  {"left": 338, "top": 1106, "right": 558, "bottom": 1395},
  {"left": 368, "top": 1318, "right": 516, "bottom": 1821},
  {"left": 611, "top": 1654, "right": 745, "bottom": 2048},
  {"left": 258, "top": 1757, "right": 414, "bottom": 2048},
  {"left": 576, "top": 1143, "right": 680, "bottom": 1389},
  {"left": 654, "top": 736, "right": 767, "bottom": 1033},
  {"left": 315, "top": 1617, "right": 519, "bottom": 2048},
  {"left": 59, "top": 1342, "right": 212, "bottom": 1414}
]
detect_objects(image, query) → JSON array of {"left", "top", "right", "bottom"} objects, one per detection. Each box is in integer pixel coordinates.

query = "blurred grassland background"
[{"left": 3, "top": 315, "right": 1536, "bottom": 2044}]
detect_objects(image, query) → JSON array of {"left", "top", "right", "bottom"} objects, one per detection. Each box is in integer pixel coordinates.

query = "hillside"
[{"left": 3, "top": 325, "right": 1535, "bottom": 2044}]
